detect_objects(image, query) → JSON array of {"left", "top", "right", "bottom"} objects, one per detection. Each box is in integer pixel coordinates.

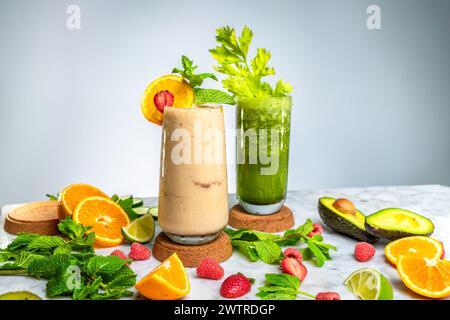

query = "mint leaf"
[
  {"left": 172, "top": 55, "right": 217, "bottom": 88},
  {"left": 306, "top": 240, "right": 327, "bottom": 267},
  {"left": 194, "top": 88, "right": 235, "bottom": 105},
  {"left": 264, "top": 273, "right": 300, "bottom": 290},
  {"left": 73, "top": 277, "right": 102, "bottom": 300},
  {"left": 58, "top": 217, "right": 92, "bottom": 240},
  {"left": 27, "top": 236, "right": 66, "bottom": 252},
  {"left": 232, "top": 240, "right": 259, "bottom": 262},
  {"left": 6, "top": 233, "right": 41, "bottom": 252},
  {"left": 256, "top": 287, "right": 298, "bottom": 300},
  {"left": 84, "top": 256, "right": 127, "bottom": 278},
  {"left": 106, "top": 266, "right": 137, "bottom": 290},
  {"left": 89, "top": 289, "right": 134, "bottom": 300},
  {"left": 254, "top": 240, "right": 282, "bottom": 264}
]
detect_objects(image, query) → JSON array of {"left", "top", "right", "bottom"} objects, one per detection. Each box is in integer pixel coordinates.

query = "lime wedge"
[
  {"left": 0, "top": 291, "right": 42, "bottom": 300},
  {"left": 132, "top": 197, "right": 144, "bottom": 208},
  {"left": 133, "top": 206, "right": 150, "bottom": 216},
  {"left": 149, "top": 206, "right": 158, "bottom": 219},
  {"left": 344, "top": 268, "right": 394, "bottom": 300},
  {"left": 121, "top": 214, "right": 155, "bottom": 243}
]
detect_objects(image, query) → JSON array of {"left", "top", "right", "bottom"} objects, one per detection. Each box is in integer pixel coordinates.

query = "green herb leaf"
[
  {"left": 210, "top": 25, "right": 292, "bottom": 98},
  {"left": 254, "top": 240, "right": 283, "bottom": 264},
  {"left": 264, "top": 273, "right": 300, "bottom": 290},
  {"left": 84, "top": 256, "right": 127, "bottom": 278},
  {"left": 46, "top": 193, "right": 59, "bottom": 201},
  {"left": 194, "top": 88, "right": 235, "bottom": 105},
  {"left": 172, "top": 55, "right": 217, "bottom": 88},
  {"left": 58, "top": 217, "right": 92, "bottom": 240}
]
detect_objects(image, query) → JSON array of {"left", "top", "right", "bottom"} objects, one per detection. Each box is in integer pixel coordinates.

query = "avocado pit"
[{"left": 332, "top": 198, "right": 356, "bottom": 216}]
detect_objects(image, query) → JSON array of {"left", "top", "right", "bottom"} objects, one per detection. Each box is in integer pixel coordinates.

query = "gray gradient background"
[{"left": 0, "top": 0, "right": 449, "bottom": 206}]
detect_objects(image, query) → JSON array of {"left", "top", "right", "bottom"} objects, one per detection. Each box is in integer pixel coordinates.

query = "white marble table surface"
[{"left": 1, "top": 185, "right": 449, "bottom": 300}]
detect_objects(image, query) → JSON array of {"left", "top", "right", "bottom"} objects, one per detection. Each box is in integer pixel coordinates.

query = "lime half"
[
  {"left": 149, "top": 206, "right": 158, "bottom": 219},
  {"left": 121, "top": 214, "right": 155, "bottom": 243},
  {"left": 344, "top": 268, "right": 394, "bottom": 300}
]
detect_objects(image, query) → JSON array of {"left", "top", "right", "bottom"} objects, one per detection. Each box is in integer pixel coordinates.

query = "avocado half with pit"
[
  {"left": 365, "top": 208, "right": 434, "bottom": 241},
  {"left": 318, "top": 197, "right": 379, "bottom": 243}
]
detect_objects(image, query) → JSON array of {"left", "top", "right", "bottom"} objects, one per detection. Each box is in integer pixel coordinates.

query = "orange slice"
[
  {"left": 135, "top": 253, "right": 190, "bottom": 300},
  {"left": 141, "top": 75, "right": 194, "bottom": 125},
  {"left": 385, "top": 236, "right": 443, "bottom": 266},
  {"left": 397, "top": 256, "right": 450, "bottom": 298},
  {"left": 72, "top": 196, "right": 130, "bottom": 247},
  {"left": 58, "top": 183, "right": 109, "bottom": 219}
]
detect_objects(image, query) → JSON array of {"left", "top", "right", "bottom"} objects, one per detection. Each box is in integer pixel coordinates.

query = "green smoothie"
[{"left": 236, "top": 96, "right": 292, "bottom": 206}]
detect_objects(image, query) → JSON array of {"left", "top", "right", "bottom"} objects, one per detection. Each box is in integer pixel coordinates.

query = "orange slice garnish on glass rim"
[
  {"left": 141, "top": 75, "right": 194, "bottom": 125},
  {"left": 72, "top": 196, "right": 130, "bottom": 247},
  {"left": 135, "top": 253, "right": 190, "bottom": 300},
  {"left": 397, "top": 256, "right": 450, "bottom": 298}
]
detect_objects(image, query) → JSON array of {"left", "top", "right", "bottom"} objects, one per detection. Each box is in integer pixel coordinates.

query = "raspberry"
[
  {"left": 281, "top": 257, "right": 308, "bottom": 281},
  {"left": 110, "top": 249, "right": 128, "bottom": 260},
  {"left": 220, "top": 273, "right": 252, "bottom": 298},
  {"left": 315, "top": 292, "right": 341, "bottom": 300},
  {"left": 354, "top": 242, "right": 375, "bottom": 262},
  {"left": 128, "top": 243, "right": 151, "bottom": 261},
  {"left": 283, "top": 248, "right": 302, "bottom": 261},
  {"left": 197, "top": 258, "right": 224, "bottom": 280},
  {"left": 307, "top": 223, "right": 324, "bottom": 238}
]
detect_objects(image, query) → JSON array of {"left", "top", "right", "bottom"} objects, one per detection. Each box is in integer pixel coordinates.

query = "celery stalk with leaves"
[{"left": 210, "top": 26, "right": 293, "bottom": 98}]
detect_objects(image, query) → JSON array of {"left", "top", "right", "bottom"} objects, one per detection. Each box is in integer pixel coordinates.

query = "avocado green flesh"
[
  {"left": 318, "top": 198, "right": 379, "bottom": 243},
  {"left": 365, "top": 208, "right": 434, "bottom": 241}
]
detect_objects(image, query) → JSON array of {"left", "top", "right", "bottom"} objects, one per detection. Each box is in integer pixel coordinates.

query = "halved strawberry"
[{"left": 281, "top": 257, "right": 308, "bottom": 281}]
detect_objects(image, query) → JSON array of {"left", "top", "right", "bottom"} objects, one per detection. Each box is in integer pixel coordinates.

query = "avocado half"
[
  {"left": 318, "top": 197, "right": 379, "bottom": 243},
  {"left": 365, "top": 208, "right": 434, "bottom": 241}
]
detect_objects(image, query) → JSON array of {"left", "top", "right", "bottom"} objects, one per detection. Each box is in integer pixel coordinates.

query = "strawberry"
[
  {"left": 220, "top": 273, "right": 253, "bottom": 298},
  {"left": 283, "top": 247, "right": 302, "bottom": 261},
  {"left": 307, "top": 223, "right": 324, "bottom": 238},
  {"left": 197, "top": 258, "right": 224, "bottom": 280},
  {"left": 153, "top": 90, "right": 174, "bottom": 113},
  {"left": 281, "top": 257, "right": 308, "bottom": 281}
]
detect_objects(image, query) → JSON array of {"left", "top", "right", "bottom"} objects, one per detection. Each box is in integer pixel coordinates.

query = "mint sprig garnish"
[
  {"left": 257, "top": 274, "right": 316, "bottom": 300},
  {"left": 210, "top": 25, "right": 293, "bottom": 98},
  {"left": 172, "top": 55, "right": 235, "bottom": 105},
  {"left": 0, "top": 217, "right": 136, "bottom": 300},
  {"left": 225, "top": 219, "right": 337, "bottom": 267}
]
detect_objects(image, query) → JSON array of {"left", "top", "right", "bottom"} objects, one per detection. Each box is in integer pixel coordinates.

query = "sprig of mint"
[
  {"left": 0, "top": 217, "right": 136, "bottom": 300},
  {"left": 111, "top": 194, "right": 152, "bottom": 221},
  {"left": 172, "top": 55, "right": 235, "bottom": 105},
  {"left": 257, "top": 274, "right": 316, "bottom": 300},
  {"left": 210, "top": 25, "right": 293, "bottom": 98},
  {"left": 225, "top": 219, "right": 337, "bottom": 267}
]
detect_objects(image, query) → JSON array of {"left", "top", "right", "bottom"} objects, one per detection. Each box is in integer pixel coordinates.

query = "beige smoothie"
[{"left": 158, "top": 105, "right": 228, "bottom": 243}]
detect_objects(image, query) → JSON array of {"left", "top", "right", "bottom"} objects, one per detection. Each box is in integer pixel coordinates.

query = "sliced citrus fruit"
[
  {"left": 58, "top": 183, "right": 109, "bottom": 219},
  {"left": 397, "top": 256, "right": 450, "bottom": 298},
  {"left": 141, "top": 75, "right": 194, "bottom": 125},
  {"left": 121, "top": 214, "right": 155, "bottom": 243},
  {"left": 344, "top": 268, "right": 394, "bottom": 300},
  {"left": 135, "top": 253, "right": 190, "bottom": 300},
  {"left": 385, "top": 236, "right": 444, "bottom": 266},
  {"left": 72, "top": 196, "right": 130, "bottom": 247}
]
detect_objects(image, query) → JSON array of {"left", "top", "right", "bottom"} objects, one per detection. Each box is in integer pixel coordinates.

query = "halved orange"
[
  {"left": 397, "top": 256, "right": 450, "bottom": 298},
  {"left": 385, "top": 236, "right": 444, "bottom": 266},
  {"left": 58, "top": 183, "right": 109, "bottom": 219},
  {"left": 141, "top": 75, "right": 194, "bottom": 125},
  {"left": 72, "top": 196, "right": 130, "bottom": 247},
  {"left": 135, "top": 253, "right": 190, "bottom": 300}
]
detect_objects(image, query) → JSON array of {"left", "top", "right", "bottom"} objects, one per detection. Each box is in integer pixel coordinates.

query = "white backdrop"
[{"left": 1, "top": 0, "right": 449, "bottom": 205}]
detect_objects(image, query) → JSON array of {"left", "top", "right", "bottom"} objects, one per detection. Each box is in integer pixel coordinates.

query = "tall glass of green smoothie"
[
  {"left": 236, "top": 96, "right": 292, "bottom": 214},
  {"left": 210, "top": 25, "right": 293, "bottom": 214}
]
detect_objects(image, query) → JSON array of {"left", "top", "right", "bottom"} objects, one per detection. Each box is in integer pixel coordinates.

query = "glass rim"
[{"left": 236, "top": 95, "right": 292, "bottom": 102}]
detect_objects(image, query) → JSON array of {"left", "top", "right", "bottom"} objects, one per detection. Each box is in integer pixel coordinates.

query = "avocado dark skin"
[{"left": 318, "top": 199, "right": 379, "bottom": 243}]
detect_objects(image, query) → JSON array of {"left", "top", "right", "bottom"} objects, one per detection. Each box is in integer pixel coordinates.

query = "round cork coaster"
[
  {"left": 152, "top": 231, "right": 233, "bottom": 268},
  {"left": 228, "top": 205, "right": 295, "bottom": 233}
]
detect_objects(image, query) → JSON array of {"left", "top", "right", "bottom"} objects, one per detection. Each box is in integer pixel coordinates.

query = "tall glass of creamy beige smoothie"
[{"left": 158, "top": 105, "right": 228, "bottom": 244}]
